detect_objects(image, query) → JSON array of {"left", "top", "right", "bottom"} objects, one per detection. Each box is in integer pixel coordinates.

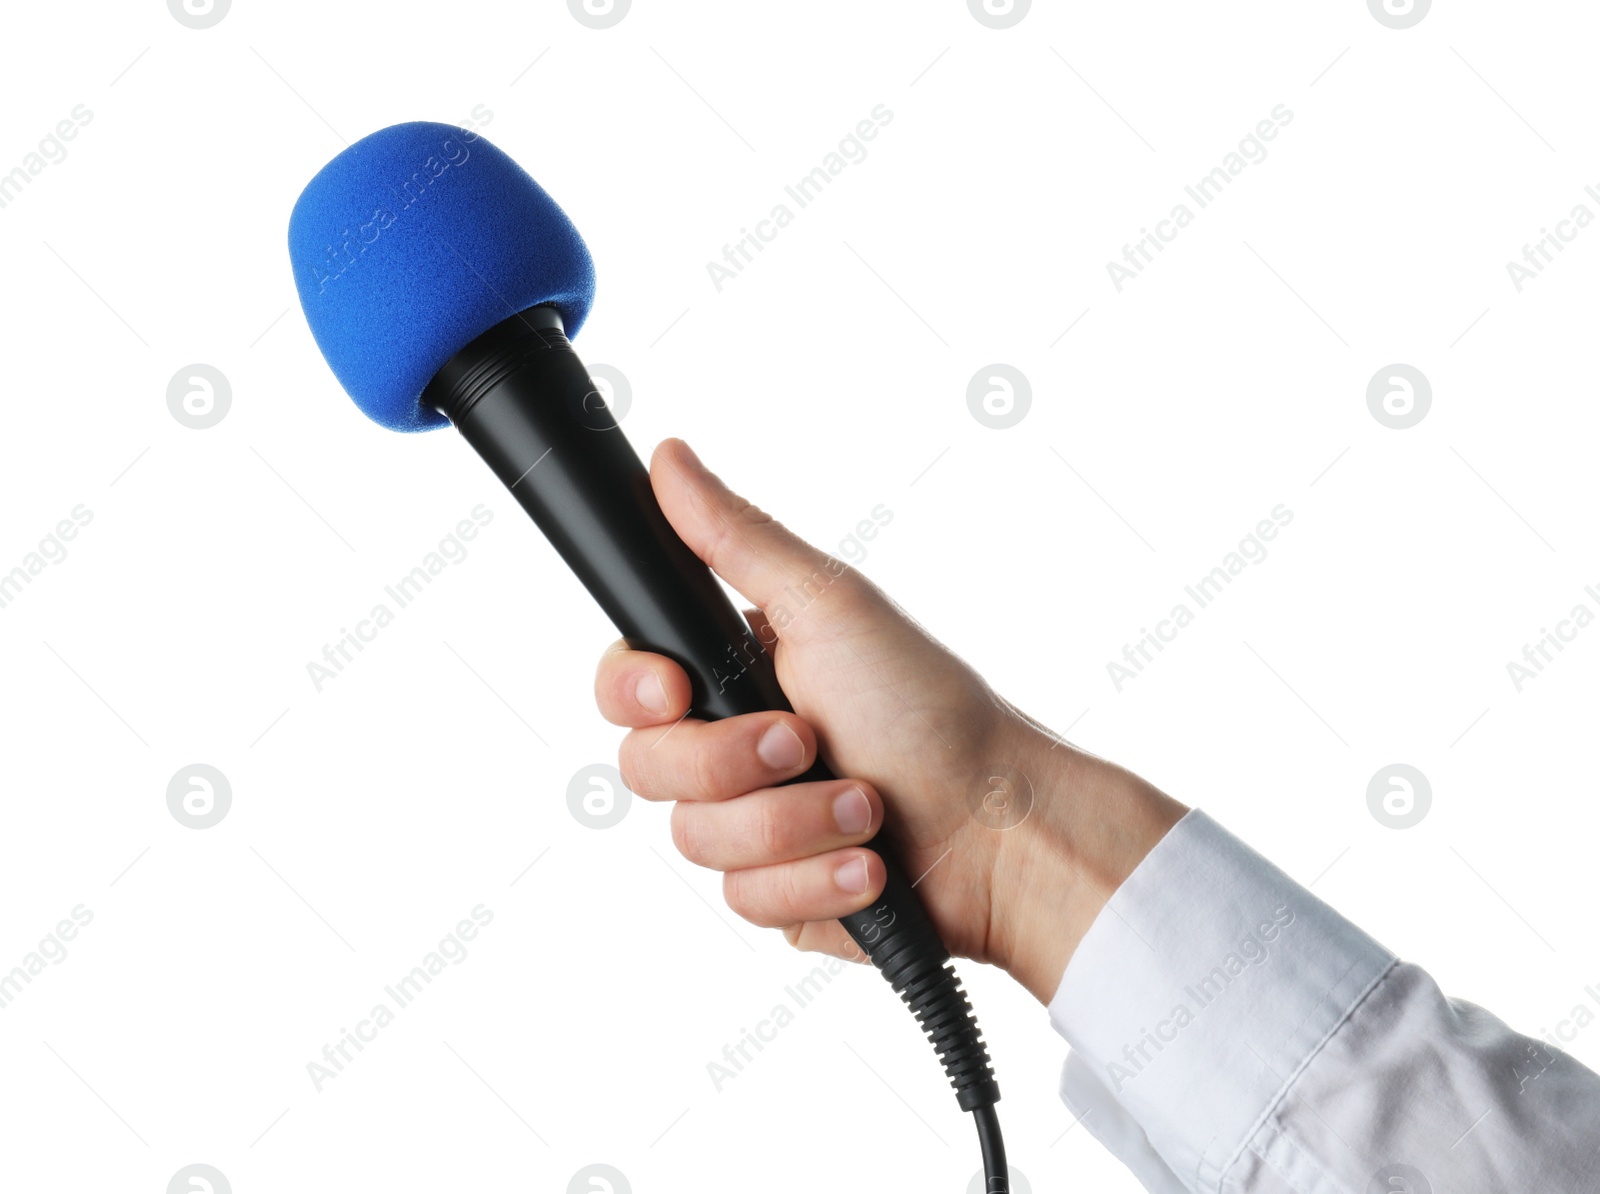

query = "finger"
[
  {"left": 620, "top": 711, "right": 816, "bottom": 803},
  {"left": 671, "top": 779, "right": 881, "bottom": 870},
  {"left": 722, "top": 848, "right": 885, "bottom": 928},
  {"left": 594, "top": 639, "right": 693, "bottom": 728},
  {"left": 650, "top": 439, "right": 864, "bottom": 625},
  {"left": 782, "top": 921, "right": 871, "bottom": 964}
]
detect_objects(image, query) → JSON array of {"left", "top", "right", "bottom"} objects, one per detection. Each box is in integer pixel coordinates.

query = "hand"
[{"left": 595, "top": 439, "right": 1187, "bottom": 1003}]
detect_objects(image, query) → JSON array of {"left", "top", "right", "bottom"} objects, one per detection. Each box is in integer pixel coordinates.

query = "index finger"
[{"left": 594, "top": 638, "right": 693, "bottom": 728}]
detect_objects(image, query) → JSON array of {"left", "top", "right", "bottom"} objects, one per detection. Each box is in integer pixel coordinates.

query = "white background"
[{"left": 1, "top": 2, "right": 1597, "bottom": 1192}]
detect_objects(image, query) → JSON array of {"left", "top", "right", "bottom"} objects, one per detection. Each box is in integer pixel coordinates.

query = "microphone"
[{"left": 288, "top": 121, "right": 1006, "bottom": 1188}]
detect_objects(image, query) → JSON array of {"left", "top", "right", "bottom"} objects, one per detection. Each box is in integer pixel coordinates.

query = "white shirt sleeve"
[{"left": 1046, "top": 809, "right": 1600, "bottom": 1193}]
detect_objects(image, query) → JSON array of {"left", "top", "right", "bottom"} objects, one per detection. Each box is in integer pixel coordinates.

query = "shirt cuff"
[{"left": 1046, "top": 809, "right": 1397, "bottom": 1193}]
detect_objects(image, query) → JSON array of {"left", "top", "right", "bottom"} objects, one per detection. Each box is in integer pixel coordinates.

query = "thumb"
[{"left": 650, "top": 439, "right": 847, "bottom": 620}]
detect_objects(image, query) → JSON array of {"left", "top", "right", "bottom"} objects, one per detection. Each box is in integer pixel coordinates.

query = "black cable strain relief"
[{"left": 882, "top": 952, "right": 1001, "bottom": 1111}]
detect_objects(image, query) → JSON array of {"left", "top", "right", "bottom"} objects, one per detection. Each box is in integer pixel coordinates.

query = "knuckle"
[
  {"left": 618, "top": 736, "right": 660, "bottom": 800},
  {"left": 669, "top": 804, "right": 699, "bottom": 863},
  {"left": 722, "top": 870, "right": 754, "bottom": 920},
  {"left": 773, "top": 865, "right": 808, "bottom": 923},
  {"left": 616, "top": 740, "right": 644, "bottom": 798},
  {"left": 732, "top": 495, "right": 769, "bottom": 529},
  {"left": 687, "top": 736, "right": 727, "bottom": 801},
  {"left": 723, "top": 867, "right": 791, "bottom": 928},
  {"left": 752, "top": 798, "right": 788, "bottom": 860}
]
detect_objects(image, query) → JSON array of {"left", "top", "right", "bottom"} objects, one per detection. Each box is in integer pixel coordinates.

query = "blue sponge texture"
[{"left": 288, "top": 121, "right": 595, "bottom": 431}]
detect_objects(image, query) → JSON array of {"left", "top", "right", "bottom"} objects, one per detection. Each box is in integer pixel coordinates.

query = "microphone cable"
[
  {"left": 976, "top": 1102, "right": 1009, "bottom": 1194},
  {"left": 836, "top": 851, "right": 1008, "bottom": 1193}
]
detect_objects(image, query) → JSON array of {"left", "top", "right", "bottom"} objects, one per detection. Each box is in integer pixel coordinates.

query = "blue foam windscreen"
[{"left": 288, "top": 121, "right": 595, "bottom": 431}]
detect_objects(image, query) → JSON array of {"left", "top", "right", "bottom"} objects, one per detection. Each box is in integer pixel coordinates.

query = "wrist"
[{"left": 984, "top": 716, "right": 1188, "bottom": 1004}]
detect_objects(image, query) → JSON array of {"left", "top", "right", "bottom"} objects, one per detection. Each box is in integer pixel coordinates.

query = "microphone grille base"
[{"left": 423, "top": 306, "right": 570, "bottom": 425}]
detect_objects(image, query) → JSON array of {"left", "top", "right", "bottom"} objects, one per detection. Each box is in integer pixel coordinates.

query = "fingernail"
[
  {"left": 757, "top": 722, "right": 805, "bottom": 771},
  {"left": 635, "top": 671, "right": 668, "bottom": 715},
  {"left": 834, "top": 856, "right": 869, "bottom": 895},
  {"left": 833, "top": 787, "right": 871, "bottom": 835}
]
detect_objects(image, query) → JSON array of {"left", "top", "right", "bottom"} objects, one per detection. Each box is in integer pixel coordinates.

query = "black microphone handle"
[{"left": 422, "top": 307, "right": 1000, "bottom": 1113}]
